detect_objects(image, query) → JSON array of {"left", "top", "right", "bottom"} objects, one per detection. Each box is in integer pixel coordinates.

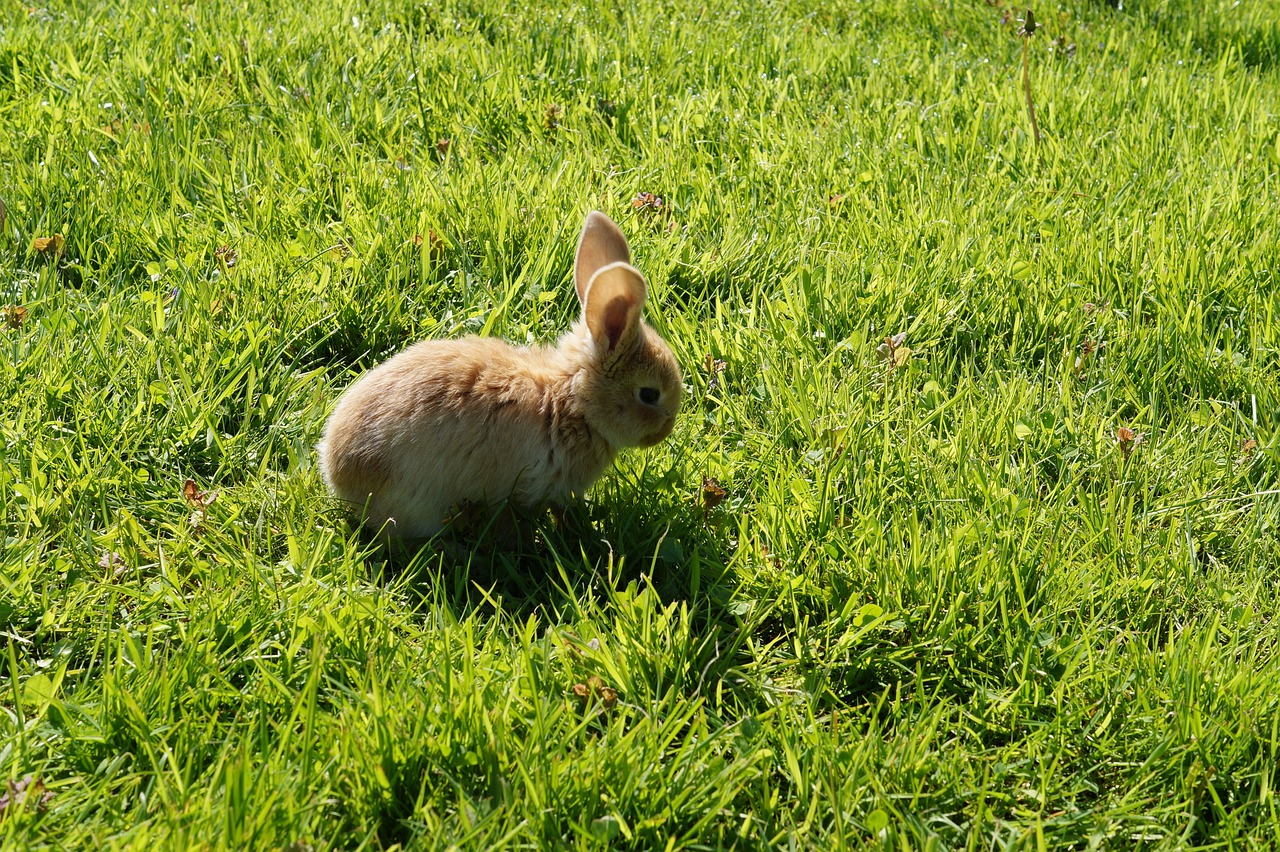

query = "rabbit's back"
[{"left": 318, "top": 337, "right": 612, "bottom": 537}]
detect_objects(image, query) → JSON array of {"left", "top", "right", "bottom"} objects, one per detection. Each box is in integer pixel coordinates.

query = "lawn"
[{"left": 3, "top": 0, "right": 1280, "bottom": 847}]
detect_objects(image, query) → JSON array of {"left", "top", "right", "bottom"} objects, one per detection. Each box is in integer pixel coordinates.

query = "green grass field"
[{"left": 3, "top": 0, "right": 1280, "bottom": 847}]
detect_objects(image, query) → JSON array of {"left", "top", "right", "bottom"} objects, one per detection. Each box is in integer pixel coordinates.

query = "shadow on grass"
[{"left": 349, "top": 475, "right": 739, "bottom": 626}]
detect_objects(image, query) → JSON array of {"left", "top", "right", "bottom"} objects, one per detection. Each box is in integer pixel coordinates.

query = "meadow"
[{"left": 3, "top": 0, "right": 1280, "bottom": 847}]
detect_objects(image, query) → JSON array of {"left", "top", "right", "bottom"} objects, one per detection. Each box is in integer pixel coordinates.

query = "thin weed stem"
[{"left": 1020, "top": 9, "right": 1043, "bottom": 166}]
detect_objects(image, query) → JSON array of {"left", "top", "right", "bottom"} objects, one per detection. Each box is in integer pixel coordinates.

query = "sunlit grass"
[{"left": 2, "top": 0, "right": 1279, "bottom": 847}]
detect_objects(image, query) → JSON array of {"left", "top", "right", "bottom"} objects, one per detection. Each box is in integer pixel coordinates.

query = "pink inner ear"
[{"left": 602, "top": 295, "right": 634, "bottom": 353}]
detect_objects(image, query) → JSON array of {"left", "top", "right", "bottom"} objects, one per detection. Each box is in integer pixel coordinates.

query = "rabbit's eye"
[{"left": 638, "top": 387, "right": 660, "bottom": 405}]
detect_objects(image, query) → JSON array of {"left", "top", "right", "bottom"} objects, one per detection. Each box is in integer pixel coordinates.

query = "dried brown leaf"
[
  {"left": 632, "top": 191, "right": 665, "bottom": 212},
  {"left": 701, "top": 476, "right": 727, "bottom": 513},
  {"left": 0, "top": 776, "right": 54, "bottom": 820},
  {"left": 182, "top": 478, "right": 218, "bottom": 511},
  {"left": 3, "top": 305, "right": 28, "bottom": 330},
  {"left": 1116, "top": 426, "right": 1145, "bottom": 458},
  {"left": 32, "top": 233, "right": 64, "bottom": 256},
  {"left": 875, "top": 332, "right": 908, "bottom": 366}
]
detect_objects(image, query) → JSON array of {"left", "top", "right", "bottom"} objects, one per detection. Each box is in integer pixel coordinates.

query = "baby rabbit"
[{"left": 318, "top": 211, "right": 683, "bottom": 539}]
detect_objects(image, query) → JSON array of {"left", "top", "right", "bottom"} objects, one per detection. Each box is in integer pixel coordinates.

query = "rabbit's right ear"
[
  {"left": 583, "top": 263, "right": 646, "bottom": 356},
  {"left": 574, "top": 212, "right": 632, "bottom": 305}
]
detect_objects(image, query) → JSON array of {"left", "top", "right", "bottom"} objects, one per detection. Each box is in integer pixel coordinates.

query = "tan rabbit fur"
[{"left": 318, "top": 211, "right": 683, "bottom": 539}]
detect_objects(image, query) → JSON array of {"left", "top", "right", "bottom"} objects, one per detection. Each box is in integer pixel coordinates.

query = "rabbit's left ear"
[
  {"left": 574, "top": 212, "right": 632, "bottom": 305},
  {"left": 583, "top": 262, "right": 646, "bottom": 355}
]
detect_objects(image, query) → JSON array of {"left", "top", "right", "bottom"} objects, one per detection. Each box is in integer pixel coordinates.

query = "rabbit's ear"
[
  {"left": 574, "top": 212, "right": 631, "bottom": 306},
  {"left": 583, "top": 262, "right": 646, "bottom": 355}
]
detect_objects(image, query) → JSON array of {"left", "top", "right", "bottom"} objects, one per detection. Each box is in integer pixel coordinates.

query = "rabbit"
[{"left": 317, "top": 211, "right": 683, "bottom": 540}]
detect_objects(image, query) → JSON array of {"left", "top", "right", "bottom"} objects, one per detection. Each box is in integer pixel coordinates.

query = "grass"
[{"left": 2, "top": 0, "right": 1280, "bottom": 847}]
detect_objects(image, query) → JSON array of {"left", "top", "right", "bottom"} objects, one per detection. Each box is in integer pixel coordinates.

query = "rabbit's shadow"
[{"left": 361, "top": 492, "right": 732, "bottom": 620}]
